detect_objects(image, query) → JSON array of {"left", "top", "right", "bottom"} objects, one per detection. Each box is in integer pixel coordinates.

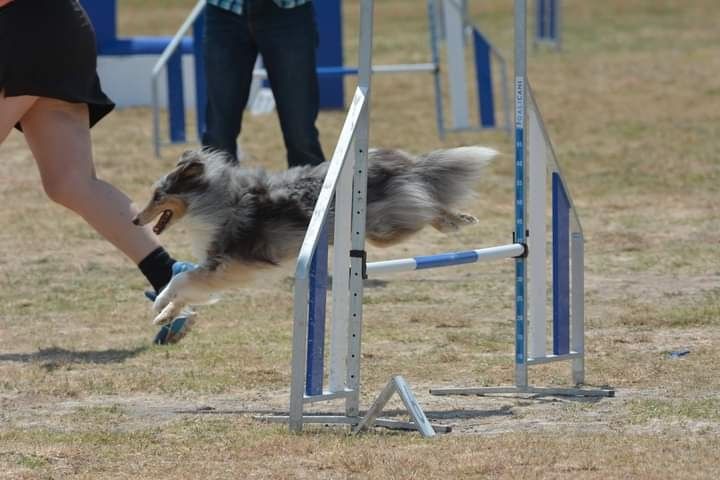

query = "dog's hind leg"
[
  {"left": 430, "top": 209, "right": 478, "bottom": 233},
  {"left": 152, "top": 261, "right": 258, "bottom": 325}
]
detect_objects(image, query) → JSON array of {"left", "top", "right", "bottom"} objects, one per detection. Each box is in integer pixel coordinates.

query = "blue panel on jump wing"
[
  {"left": 81, "top": 0, "right": 194, "bottom": 56},
  {"left": 315, "top": 0, "right": 345, "bottom": 109},
  {"left": 552, "top": 173, "right": 570, "bottom": 355},
  {"left": 79, "top": 0, "right": 117, "bottom": 48},
  {"left": 415, "top": 251, "right": 479, "bottom": 270},
  {"left": 549, "top": 0, "right": 558, "bottom": 40},
  {"left": 537, "top": 0, "right": 547, "bottom": 39},
  {"left": 193, "top": 11, "right": 207, "bottom": 141},
  {"left": 472, "top": 29, "right": 496, "bottom": 128},
  {"left": 537, "top": 0, "right": 558, "bottom": 42},
  {"left": 306, "top": 225, "right": 329, "bottom": 396},
  {"left": 167, "top": 50, "right": 186, "bottom": 143}
]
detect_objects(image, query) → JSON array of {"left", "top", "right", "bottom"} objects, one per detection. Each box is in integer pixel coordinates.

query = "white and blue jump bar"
[{"left": 366, "top": 243, "right": 525, "bottom": 276}]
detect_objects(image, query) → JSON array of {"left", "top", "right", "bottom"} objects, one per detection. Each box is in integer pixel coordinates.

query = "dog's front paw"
[
  {"left": 153, "top": 301, "right": 184, "bottom": 326},
  {"left": 153, "top": 273, "right": 188, "bottom": 313},
  {"left": 153, "top": 287, "right": 175, "bottom": 313},
  {"left": 153, "top": 274, "right": 183, "bottom": 313}
]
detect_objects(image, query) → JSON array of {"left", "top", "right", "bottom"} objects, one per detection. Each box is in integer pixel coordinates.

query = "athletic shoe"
[{"left": 152, "top": 310, "right": 196, "bottom": 345}]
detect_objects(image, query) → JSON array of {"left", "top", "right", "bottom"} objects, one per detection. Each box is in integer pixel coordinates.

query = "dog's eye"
[{"left": 153, "top": 192, "right": 163, "bottom": 202}]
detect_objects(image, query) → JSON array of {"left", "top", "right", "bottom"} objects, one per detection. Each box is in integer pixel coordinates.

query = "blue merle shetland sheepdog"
[{"left": 133, "top": 146, "right": 497, "bottom": 325}]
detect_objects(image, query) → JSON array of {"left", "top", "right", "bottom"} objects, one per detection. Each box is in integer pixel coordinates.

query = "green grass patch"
[
  {"left": 629, "top": 398, "right": 720, "bottom": 423},
  {"left": 617, "top": 289, "right": 720, "bottom": 329},
  {"left": 14, "top": 452, "right": 51, "bottom": 469}
]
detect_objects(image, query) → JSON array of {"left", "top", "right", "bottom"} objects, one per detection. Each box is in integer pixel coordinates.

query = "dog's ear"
[
  {"left": 176, "top": 150, "right": 205, "bottom": 178},
  {"left": 178, "top": 160, "right": 204, "bottom": 179},
  {"left": 177, "top": 150, "right": 201, "bottom": 166}
]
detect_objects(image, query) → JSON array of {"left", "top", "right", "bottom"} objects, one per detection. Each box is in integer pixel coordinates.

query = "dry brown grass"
[{"left": 1, "top": 0, "right": 720, "bottom": 478}]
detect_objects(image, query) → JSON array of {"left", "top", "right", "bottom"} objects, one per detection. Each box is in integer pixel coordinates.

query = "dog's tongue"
[{"left": 153, "top": 210, "right": 173, "bottom": 234}]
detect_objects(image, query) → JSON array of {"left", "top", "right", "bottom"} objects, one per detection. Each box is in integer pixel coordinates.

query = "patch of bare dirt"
[{"left": 3, "top": 382, "right": 718, "bottom": 438}]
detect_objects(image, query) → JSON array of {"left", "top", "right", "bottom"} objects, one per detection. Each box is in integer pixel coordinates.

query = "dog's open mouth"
[{"left": 153, "top": 210, "right": 173, "bottom": 234}]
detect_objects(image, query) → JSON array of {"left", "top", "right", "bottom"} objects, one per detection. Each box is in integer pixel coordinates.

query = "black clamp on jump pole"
[
  {"left": 512, "top": 231, "right": 530, "bottom": 258},
  {"left": 349, "top": 250, "right": 368, "bottom": 280}
]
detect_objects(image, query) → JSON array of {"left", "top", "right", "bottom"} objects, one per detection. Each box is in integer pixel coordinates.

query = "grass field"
[{"left": 1, "top": 0, "right": 719, "bottom": 478}]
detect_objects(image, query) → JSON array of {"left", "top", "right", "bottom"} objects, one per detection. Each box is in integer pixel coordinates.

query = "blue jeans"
[{"left": 201, "top": 1, "right": 325, "bottom": 167}]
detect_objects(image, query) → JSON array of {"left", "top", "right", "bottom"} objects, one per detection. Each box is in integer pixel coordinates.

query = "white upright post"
[
  {"left": 345, "top": 0, "right": 374, "bottom": 418},
  {"left": 570, "top": 226, "right": 585, "bottom": 384},
  {"left": 427, "top": 0, "right": 446, "bottom": 137},
  {"left": 289, "top": 279, "right": 310, "bottom": 432},
  {"left": 442, "top": 0, "right": 471, "bottom": 129},
  {"left": 528, "top": 104, "right": 548, "bottom": 360},
  {"left": 328, "top": 145, "right": 354, "bottom": 392}
]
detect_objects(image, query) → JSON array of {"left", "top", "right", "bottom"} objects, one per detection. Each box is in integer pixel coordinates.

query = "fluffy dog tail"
[
  {"left": 365, "top": 146, "right": 498, "bottom": 246},
  {"left": 415, "top": 146, "right": 497, "bottom": 206}
]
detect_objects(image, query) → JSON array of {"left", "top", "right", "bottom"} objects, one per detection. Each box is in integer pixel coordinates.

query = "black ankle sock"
[{"left": 138, "top": 247, "right": 176, "bottom": 293}]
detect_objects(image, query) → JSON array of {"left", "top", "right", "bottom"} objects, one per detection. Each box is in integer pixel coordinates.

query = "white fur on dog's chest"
[{"left": 186, "top": 217, "right": 218, "bottom": 263}]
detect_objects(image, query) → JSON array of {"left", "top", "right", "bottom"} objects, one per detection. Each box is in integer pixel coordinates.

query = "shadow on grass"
[
  {"left": 0, "top": 346, "right": 148, "bottom": 369},
  {"left": 172, "top": 405, "right": 514, "bottom": 421},
  {"left": 174, "top": 391, "right": 613, "bottom": 421}
]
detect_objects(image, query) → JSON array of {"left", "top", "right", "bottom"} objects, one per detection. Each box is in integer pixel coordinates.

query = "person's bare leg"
[
  {"left": 20, "top": 97, "right": 160, "bottom": 263},
  {"left": 0, "top": 91, "right": 37, "bottom": 144}
]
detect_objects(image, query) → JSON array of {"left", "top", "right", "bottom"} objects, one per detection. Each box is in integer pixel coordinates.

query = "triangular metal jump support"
[
  {"left": 354, "top": 376, "right": 438, "bottom": 437},
  {"left": 262, "top": 375, "right": 449, "bottom": 437}
]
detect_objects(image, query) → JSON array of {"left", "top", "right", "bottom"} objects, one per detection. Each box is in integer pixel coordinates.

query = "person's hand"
[{"left": 0, "top": 0, "right": 15, "bottom": 7}]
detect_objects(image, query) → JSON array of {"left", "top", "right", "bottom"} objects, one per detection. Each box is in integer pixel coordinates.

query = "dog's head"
[{"left": 132, "top": 150, "right": 208, "bottom": 235}]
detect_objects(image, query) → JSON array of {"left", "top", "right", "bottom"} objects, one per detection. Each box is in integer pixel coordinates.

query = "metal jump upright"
[{"left": 430, "top": 0, "right": 612, "bottom": 398}]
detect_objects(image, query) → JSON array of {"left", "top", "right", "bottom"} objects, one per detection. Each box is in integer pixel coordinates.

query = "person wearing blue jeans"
[{"left": 202, "top": 0, "right": 325, "bottom": 167}]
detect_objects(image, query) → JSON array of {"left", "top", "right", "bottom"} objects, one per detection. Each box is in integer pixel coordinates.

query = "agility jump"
[{"left": 265, "top": 0, "right": 612, "bottom": 437}]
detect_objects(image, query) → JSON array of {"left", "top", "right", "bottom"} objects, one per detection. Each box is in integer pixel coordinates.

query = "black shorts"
[{"left": 0, "top": 0, "right": 115, "bottom": 128}]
